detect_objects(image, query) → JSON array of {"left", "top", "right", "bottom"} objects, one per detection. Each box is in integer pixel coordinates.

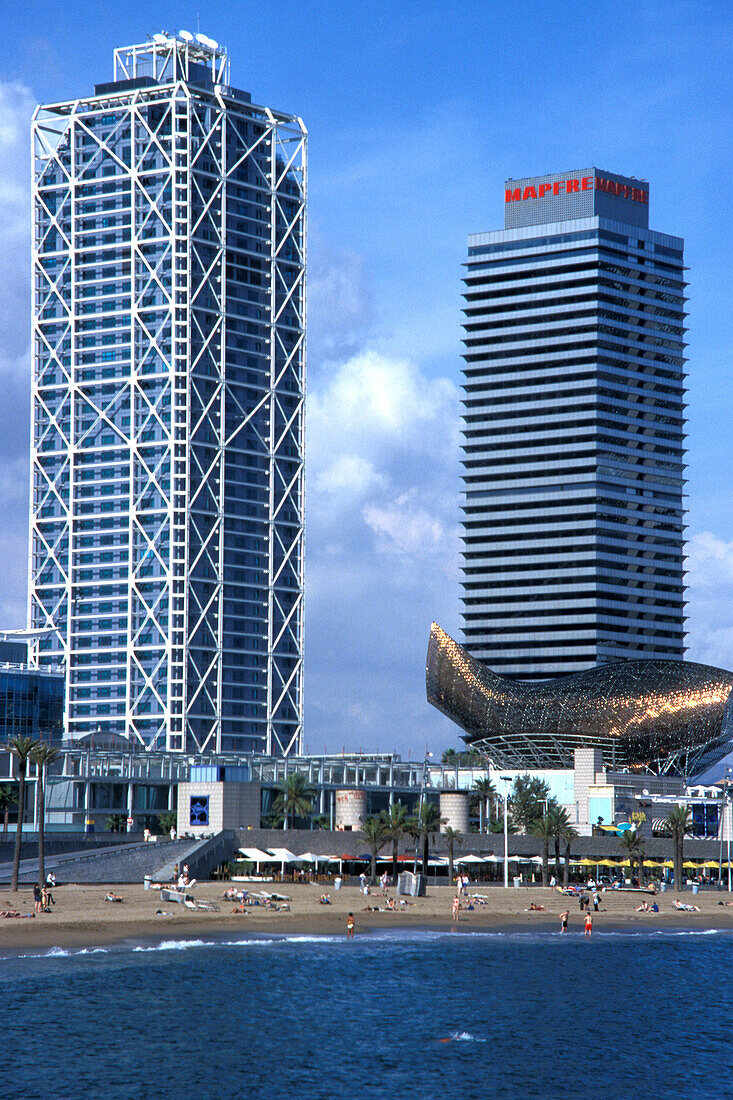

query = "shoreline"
[{"left": 3, "top": 882, "right": 733, "bottom": 954}]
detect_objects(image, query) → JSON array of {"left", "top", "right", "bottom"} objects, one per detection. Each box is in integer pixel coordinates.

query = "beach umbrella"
[
  {"left": 683, "top": 860, "right": 703, "bottom": 869},
  {"left": 701, "top": 860, "right": 721, "bottom": 868},
  {"left": 237, "top": 847, "right": 276, "bottom": 873},
  {"left": 643, "top": 859, "right": 664, "bottom": 867},
  {"left": 455, "top": 854, "right": 488, "bottom": 864}
]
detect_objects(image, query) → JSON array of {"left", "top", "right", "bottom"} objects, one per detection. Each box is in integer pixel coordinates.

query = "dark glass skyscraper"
[
  {"left": 29, "top": 35, "right": 306, "bottom": 754},
  {"left": 461, "top": 169, "right": 686, "bottom": 680}
]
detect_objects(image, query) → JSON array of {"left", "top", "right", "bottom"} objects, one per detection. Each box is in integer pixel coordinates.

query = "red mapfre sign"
[{"left": 505, "top": 176, "right": 648, "bottom": 204}]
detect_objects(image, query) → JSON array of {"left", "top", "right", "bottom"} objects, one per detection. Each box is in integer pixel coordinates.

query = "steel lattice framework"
[{"left": 29, "top": 35, "right": 306, "bottom": 756}]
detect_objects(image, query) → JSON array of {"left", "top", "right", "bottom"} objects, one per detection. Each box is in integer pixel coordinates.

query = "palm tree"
[
  {"left": 106, "top": 814, "right": 127, "bottom": 833},
  {"left": 619, "top": 828, "right": 645, "bottom": 887},
  {"left": 443, "top": 826, "right": 463, "bottom": 886},
  {"left": 531, "top": 815, "right": 554, "bottom": 887},
  {"left": 664, "top": 805, "right": 691, "bottom": 891},
  {"left": 9, "top": 736, "right": 41, "bottom": 891},
  {"left": 0, "top": 784, "right": 17, "bottom": 838},
  {"left": 408, "top": 801, "right": 445, "bottom": 877},
  {"left": 158, "top": 810, "right": 177, "bottom": 836},
  {"left": 361, "top": 816, "right": 388, "bottom": 882},
  {"left": 275, "top": 773, "right": 315, "bottom": 830},
  {"left": 32, "top": 743, "right": 60, "bottom": 888},
  {"left": 380, "top": 801, "right": 409, "bottom": 882},
  {"left": 473, "top": 777, "right": 496, "bottom": 833}
]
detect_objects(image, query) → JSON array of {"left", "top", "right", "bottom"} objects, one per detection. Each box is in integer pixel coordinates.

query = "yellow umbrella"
[
  {"left": 577, "top": 858, "right": 597, "bottom": 866},
  {"left": 598, "top": 859, "right": 620, "bottom": 867},
  {"left": 643, "top": 859, "right": 664, "bottom": 867},
  {"left": 701, "top": 860, "right": 720, "bottom": 868},
  {"left": 683, "top": 860, "right": 702, "bottom": 869},
  {"left": 661, "top": 860, "right": 674, "bottom": 868},
  {"left": 617, "top": 859, "right": 631, "bottom": 867}
]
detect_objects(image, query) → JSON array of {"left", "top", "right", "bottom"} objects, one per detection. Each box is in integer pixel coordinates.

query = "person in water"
[
  {"left": 584, "top": 911, "right": 593, "bottom": 936},
  {"left": 560, "top": 910, "right": 569, "bottom": 934}
]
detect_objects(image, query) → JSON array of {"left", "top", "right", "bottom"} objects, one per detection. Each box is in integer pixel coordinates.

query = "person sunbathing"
[
  {"left": 105, "top": 892, "right": 123, "bottom": 903},
  {"left": 528, "top": 903, "right": 545, "bottom": 911},
  {"left": 319, "top": 894, "right": 332, "bottom": 905},
  {"left": 635, "top": 902, "right": 649, "bottom": 912},
  {"left": 231, "top": 903, "right": 248, "bottom": 914},
  {"left": 673, "top": 899, "right": 700, "bottom": 912}
]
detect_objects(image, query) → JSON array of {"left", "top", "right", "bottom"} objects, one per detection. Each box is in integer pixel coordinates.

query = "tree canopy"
[{"left": 510, "top": 774, "right": 557, "bottom": 832}]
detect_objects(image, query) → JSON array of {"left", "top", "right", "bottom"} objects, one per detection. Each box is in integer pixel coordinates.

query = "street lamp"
[
  {"left": 721, "top": 765, "right": 726, "bottom": 893},
  {"left": 500, "top": 774, "right": 512, "bottom": 889},
  {"left": 413, "top": 749, "right": 434, "bottom": 876}
]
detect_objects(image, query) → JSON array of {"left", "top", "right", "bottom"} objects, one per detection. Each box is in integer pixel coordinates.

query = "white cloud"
[
  {"left": 304, "top": 346, "right": 462, "bottom": 755},
  {"left": 686, "top": 531, "right": 733, "bottom": 587},
  {"left": 685, "top": 532, "right": 733, "bottom": 671},
  {"left": 364, "top": 492, "right": 455, "bottom": 562},
  {"left": 0, "top": 81, "right": 34, "bottom": 375},
  {"left": 308, "top": 348, "right": 457, "bottom": 457},
  {"left": 314, "top": 454, "right": 383, "bottom": 499},
  {"left": 307, "top": 235, "right": 372, "bottom": 362}
]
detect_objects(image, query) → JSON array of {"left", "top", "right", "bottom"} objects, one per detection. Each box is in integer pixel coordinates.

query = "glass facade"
[
  {"left": 462, "top": 169, "right": 686, "bottom": 679},
  {"left": 29, "top": 36, "right": 305, "bottom": 755},
  {"left": 427, "top": 622, "right": 732, "bottom": 773},
  {"left": 0, "top": 666, "right": 64, "bottom": 743}
]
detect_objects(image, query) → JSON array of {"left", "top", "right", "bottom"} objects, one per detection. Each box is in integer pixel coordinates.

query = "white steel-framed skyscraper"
[
  {"left": 462, "top": 169, "right": 686, "bottom": 680},
  {"left": 29, "top": 34, "right": 306, "bottom": 755}
]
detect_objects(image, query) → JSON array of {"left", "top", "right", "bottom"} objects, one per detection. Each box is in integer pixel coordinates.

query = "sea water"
[{"left": 3, "top": 928, "right": 732, "bottom": 1099}]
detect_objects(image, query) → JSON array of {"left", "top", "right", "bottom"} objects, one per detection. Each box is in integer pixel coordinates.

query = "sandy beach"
[{"left": 3, "top": 880, "right": 733, "bottom": 951}]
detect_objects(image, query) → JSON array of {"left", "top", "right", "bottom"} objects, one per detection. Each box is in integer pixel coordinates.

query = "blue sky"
[{"left": 0, "top": 1, "right": 730, "bottom": 757}]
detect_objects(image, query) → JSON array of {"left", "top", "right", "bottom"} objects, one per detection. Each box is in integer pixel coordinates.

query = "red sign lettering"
[{"left": 504, "top": 174, "right": 648, "bottom": 204}]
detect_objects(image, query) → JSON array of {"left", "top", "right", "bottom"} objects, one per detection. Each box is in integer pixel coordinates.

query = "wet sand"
[{"left": 2, "top": 882, "right": 733, "bottom": 952}]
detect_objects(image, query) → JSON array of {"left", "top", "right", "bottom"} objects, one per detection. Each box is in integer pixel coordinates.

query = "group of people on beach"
[
  {"left": 559, "top": 909, "right": 594, "bottom": 935},
  {"left": 32, "top": 882, "right": 55, "bottom": 914}
]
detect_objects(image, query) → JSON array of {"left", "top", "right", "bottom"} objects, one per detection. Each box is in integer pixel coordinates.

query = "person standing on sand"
[
  {"left": 452, "top": 895, "right": 460, "bottom": 921},
  {"left": 584, "top": 911, "right": 593, "bottom": 936},
  {"left": 560, "top": 910, "right": 569, "bottom": 934},
  {"left": 33, "top": 884, "right": 42, "bottom": 913},
  {"left": 346, "top": 912, "right": 355, "bottom": 939}
]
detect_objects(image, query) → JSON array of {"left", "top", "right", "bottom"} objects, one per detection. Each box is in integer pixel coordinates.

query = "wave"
[
  {"left": 132, "top": 934, "right": 342, "bottom": 953},
  {"left": 1, "top": 925, "right": 729, "bottom": 964},
  {"left": 0, "top": 945, "right": 109, "bottom": 962},
  {"left": 441, "top": 1032, "right": 487, "bottom": 1043}
]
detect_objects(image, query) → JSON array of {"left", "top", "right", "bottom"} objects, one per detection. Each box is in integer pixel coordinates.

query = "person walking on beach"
[
  {"left": 584, "top": 911, "right": 593, "bottom": 937},
  {"left": 560, "top": 910, "right": 569, "bottom": 934},
  {"left": 346, "top": 912, "right": 355, "bottom": 940}
]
